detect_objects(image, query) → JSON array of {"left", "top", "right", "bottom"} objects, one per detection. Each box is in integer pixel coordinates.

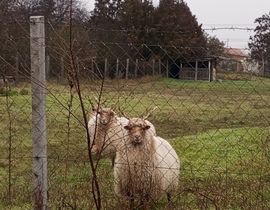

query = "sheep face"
[
  {"left": 93, "top": 105, "right": 115, "bottom": 125},
  {"left": 124, "top": 118, "right": 150, "bottom": 145}
]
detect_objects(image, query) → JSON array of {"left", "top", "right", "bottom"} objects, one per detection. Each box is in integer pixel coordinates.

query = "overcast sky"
[
  {"left": 185, "top": 0, "right": 269, "bottom": 49},
  {"left": 82, "top": 0, "right": 269, "bottom": 49}
]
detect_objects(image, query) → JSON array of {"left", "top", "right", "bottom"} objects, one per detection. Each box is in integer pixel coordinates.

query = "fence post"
[
  {"left": 15, "top": 54, "right": 19, "bottom": 84},
  {"left": 30, "top": 16, "right": 47, "bottom": 210},
  {"left": 115, "top": 58, "right": 119, "bottom": 78},
  {"left": 60, "top": 56, "right": 65, "bottom": 83},
  {"left": 152, "top": 59, "right": 155, "bottom": 76},
  {"left": 91, "top": 57, "right": 95, "bottom": 78},
  {"left": 166, "top": 60, "right": 169, "bottom": 78},
  {"left": 125, "top": 58, "right": 129, "bottom": 79},
  {"left": 208, "top": 60, "right": 212, "bottom": 82},
  {"left": 159, "top": 59, "right": 161, "bottom": 75},
  {"left": 104, "top": 58, "right": 107, "bottom": 78},
  {"left": 195, "top": 60, "right": 198, "bottom": 81},
  {"left": 135, "top": 59, "right": 138, "bottom": 78}
]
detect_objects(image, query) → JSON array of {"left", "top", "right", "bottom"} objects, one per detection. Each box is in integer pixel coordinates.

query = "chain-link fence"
[{"left": 1, "top": 17, "right": 270, "bottom": 210}]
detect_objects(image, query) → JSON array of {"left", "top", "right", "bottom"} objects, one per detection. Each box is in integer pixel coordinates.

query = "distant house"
[
  {"left": 224, "top": 48, "right": 246, "bottom": 59},
  {"left": 241, "top": 58, "right": 260, "bottom": 74},
  {"left": 222, "top": 48, "right": 248, "bottom": 72}
]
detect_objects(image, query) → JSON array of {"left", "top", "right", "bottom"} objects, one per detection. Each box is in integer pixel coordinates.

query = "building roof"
[{"left": 224, "top": 48, "right": 245, "bottom": 57}]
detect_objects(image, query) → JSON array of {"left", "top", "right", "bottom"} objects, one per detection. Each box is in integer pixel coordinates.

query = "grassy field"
[{"left": 1, "top": 75, "right": 270, "bottom": 209}]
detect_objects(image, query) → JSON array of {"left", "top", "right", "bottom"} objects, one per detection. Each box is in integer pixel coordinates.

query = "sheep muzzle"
[
  {"left": 132, "top": 135, "right": 143, "bottom": 145},
  {"left": 100, "top": 118, "right": 109, "bottom": 125}
]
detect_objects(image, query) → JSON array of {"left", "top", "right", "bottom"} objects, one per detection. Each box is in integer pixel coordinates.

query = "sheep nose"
[
  {"left": 100, "top": 119, "right": 107, "bottom": 125},
  {"left": 134, "top": 135, "right": 141, "bottom": 141}
]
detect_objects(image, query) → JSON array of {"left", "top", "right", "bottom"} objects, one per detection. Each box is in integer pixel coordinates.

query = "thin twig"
[{"left": 68, "top": 0, "right": 102, "bottom": 209}]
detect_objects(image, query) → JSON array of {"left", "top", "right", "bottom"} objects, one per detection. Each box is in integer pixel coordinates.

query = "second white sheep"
[{"left": 114, "top": 116, "right": 180, "bottom": 209}]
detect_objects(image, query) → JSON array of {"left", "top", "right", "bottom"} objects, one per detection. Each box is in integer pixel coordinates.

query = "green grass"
[{"left": 1, "top": 75, "right": 270, "bottom": 209}]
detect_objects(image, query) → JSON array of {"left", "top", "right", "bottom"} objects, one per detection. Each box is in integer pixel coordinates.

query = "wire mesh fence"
[{"left": 1, "top": 17, "right": 270, "bottom": 210}]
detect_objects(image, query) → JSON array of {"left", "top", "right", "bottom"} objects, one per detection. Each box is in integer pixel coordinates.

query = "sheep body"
[{"left": 113, "top": 118, "right": 180, "bottom": 207}]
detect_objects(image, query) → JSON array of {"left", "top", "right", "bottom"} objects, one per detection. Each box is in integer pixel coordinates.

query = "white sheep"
[
  {"left": 87, "top": 105, "right": 122, "bottom": 161},
  {"left": 114, "top": 116, "right": 180, "bottom": 209},
  {"left": 87, "top": 105, "right": 157, "bottom": 164}
]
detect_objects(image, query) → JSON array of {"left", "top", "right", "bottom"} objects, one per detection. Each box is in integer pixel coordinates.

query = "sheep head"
[
  {"left": 99, "top": 107, "right": 116, "bottom": 125},
  {"left": 90, "top": 96, "right": 119, "bottom": 126},
  {"left": 124, "top": 118, "right": 151, "bottom": 145}
]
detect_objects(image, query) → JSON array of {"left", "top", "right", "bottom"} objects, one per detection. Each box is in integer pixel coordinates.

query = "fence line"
[
  {"left": 3, "top": 56, "right": 267, "bottom": 84},
  {"left": 1, "top": 19, "right": 270, "bottom": 209}
]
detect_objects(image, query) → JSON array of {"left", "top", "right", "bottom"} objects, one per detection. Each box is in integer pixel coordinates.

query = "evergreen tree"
[
  {"left": 89, "top": 0, "right": 123, "bottom": 47},
  {"left": 117, "top": 0, "right": 156, "bottom": 59},
  {"left": 119, "top": 0, "right": 154, "bottom": 43},
  {"left": 91, "top": 0, "right": 119, "bottom": 29},
  {"left": 36, "top": 0, "right": 56, "bottom": 21},
  {"left": 154, "top": 0, "right": 206, "bottom": 59},
  {"left": 205, "top": 34, "right": 225, "bottom": 57}
]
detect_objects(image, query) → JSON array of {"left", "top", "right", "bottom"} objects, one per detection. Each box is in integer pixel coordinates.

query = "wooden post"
[
  {"left": 75, "top": 57, "right": 79, "bottom": 79},
  {"left": 30, "top": 16, "right": 48, "bottom": 210},
  {"left": 209, "top": 60, "right": 212, "bottom": 82},
  {"left": 15, "top": 54, "right": 19, "bottom": 84},
  {"left": 104, "top": 58, "right": 107, "bottom": 78},
  {"left": 166, "top": 60, "right": 169, "bottom": 78},
  {"left": 195, "top": 60, "right": 198, "bottom": 81},
  {"left": 152, "top": 59, "right": 155, "bottom": 76},
  {"left": 135, "top": 59, "right": 138, "bottom": 78},
  {"left": 159, "top": 59, "right": 161, "bottom": 75},
  {"left": 178, "top": 62, "right": 182, "bottom": 79},
  {"left": 116, "top": 58, "right": 119, "bottom": 78},
  {"left": 91, "top": 57, "right": 95, "bottom": 78},
  {"left": 60, "top": 56, "right": 65, "bottom": 83},
  {"left": 125, "top": 58, "right": 129, "bottom": 79}
]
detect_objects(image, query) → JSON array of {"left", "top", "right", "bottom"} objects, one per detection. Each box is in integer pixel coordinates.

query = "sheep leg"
[
  {"left": 129, "top": 196, "right": 134, "bottom": 209},
  {"left": 126, "top": 191, "right": 134, "bottom": 209},
  {"left": 167, "top": 192, "right": 171, "bottom": 202},
  {"left": 111, "top": 155, "right": 115, "bottom": 168},
  {"left": 140, "top": 194, "right": 150, "bottom": 210},
  {"left": 142, "top": 201, "right": 150, "bottom": 210}
]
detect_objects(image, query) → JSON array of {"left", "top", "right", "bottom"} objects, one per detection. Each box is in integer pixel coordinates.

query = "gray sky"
[
  {"left": 184, "top": 0, "right": 269, "bottom": 49},
  {"left": 82, "top": 0, "right": 269, "bottom": 49}
]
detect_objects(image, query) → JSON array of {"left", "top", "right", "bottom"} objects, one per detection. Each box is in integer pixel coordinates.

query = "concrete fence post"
[{"left": 30, "top": 16, "right": 48, "bottom": 210}]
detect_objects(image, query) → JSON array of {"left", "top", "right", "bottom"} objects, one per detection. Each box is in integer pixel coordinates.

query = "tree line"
[
  {"left": 248, "top": 12, "right": 270, "bottom": 72},
  {"left": 0, "top": 0, "right": 268, "bottom": 79}
]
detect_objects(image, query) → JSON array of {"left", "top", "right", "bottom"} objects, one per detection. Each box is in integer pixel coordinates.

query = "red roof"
[{"left": 224, "top": 48, "right": 244, "bottom": 57}]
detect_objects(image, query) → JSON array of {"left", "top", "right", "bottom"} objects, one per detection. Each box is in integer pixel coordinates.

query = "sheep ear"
[
  {"left": 92, "top": 105, "right": 98, "bottom": 112},
  {"left": 110, "top": 110, "right": 116, "bottom": 116},
  {"left": 145, "top": 125, "right": 151, "bottom": 130}
]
